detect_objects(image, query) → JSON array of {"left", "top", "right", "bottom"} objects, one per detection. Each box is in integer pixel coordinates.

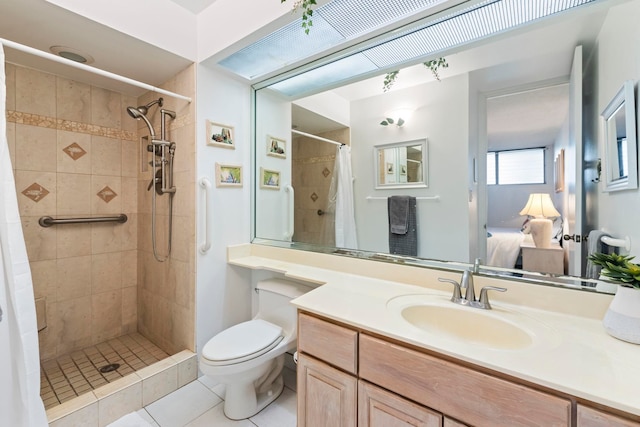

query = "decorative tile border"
[
  {"left": 292, "top": 154, "right": 336, "bottom": 165},
  {"left": 6, "top": 110, "right": 137, "bottom": 142}
]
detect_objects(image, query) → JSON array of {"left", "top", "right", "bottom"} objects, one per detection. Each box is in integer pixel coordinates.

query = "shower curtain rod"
[
  {"left": 0, "top": 38, "right": 192, "bottom": 103},
  {"left": 291, "top": 129, "right": 344, "bottom": 146}
]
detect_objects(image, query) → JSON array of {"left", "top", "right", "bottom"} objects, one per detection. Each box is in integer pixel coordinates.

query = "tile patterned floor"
[
  {"left": 134, "top": 365, "right": 298, "bottom": 427},
  {"left": 40, "top": 333, "right": 169, "bottom": 410}
]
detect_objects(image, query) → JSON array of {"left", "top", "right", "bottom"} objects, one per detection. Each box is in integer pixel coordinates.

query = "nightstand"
[{"left": 521, "top": 243, "right": 564, "bottom": 275}]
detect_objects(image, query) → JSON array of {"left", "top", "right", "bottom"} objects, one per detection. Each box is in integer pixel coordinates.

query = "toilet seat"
[{"left": 202, "top": 319, "right": 284, "bottom": 366}]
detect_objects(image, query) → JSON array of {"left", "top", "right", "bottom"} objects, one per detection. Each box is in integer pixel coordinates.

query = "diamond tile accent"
[
  {"left": 97, "top": 186, "right": 117, "bottom": 203},
  {"left": 310, "top": 192, "right": 318, "bottom": 202},
  {"left": 322, "top": 167, "right": 331, "bottom": 177},
  {"left": 22, "top": 183, "right": 50, "bottom": 202},
  {"left": 63, "top": 142, "right": 87, "bottom": 160}
]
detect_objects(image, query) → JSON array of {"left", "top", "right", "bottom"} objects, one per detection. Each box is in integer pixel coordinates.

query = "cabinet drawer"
[
  {"left": 298, "top": 313, "right": 358, "bottom": 374},
  {"left": 577, "top": 404, "right": 640, "bottom": 426},
  {"left": 359, "top": 334, "right": 571, "bottom": 427}
]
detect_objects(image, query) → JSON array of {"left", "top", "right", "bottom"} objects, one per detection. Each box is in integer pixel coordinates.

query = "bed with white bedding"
[
  {"left": 486, "top": 218, "right": 562, "bottom": 269},
  {"left": 486, "top": 227, "right": 527, "bottom": 268}
]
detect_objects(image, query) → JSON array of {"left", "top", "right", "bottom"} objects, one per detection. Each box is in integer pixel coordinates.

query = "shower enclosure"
[{"left": 5, "top": 59, "right": 197, "bottom": 417}]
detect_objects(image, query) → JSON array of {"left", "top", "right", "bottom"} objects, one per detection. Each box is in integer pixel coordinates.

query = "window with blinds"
[{"left": 487, "top": 148, "right": 545, "bottom": 185}]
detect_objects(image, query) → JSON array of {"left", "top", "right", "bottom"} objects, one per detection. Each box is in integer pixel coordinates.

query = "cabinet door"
[
  {"left": 297, "top": 353, "right": 357, "bottom": 427},
  {"left": 444, "top": 417, "right": 470, "bottom": 427},
  {"left": 359, "top": 381, "right": 441, "bottom": 427},
  {"left": 577, "top": 405, "right": 640, "bottom": 427}
]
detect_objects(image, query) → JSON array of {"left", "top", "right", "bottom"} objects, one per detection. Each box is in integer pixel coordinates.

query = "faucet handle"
[
  {"left": 438, "top": 278, "right": 462, "bottom": 303},
  {"left": 476, "top": 286, "right": 507, "bottom": 310}
]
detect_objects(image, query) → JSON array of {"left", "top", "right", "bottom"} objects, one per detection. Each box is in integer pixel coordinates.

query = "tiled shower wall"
[
  {"left": 291, "top": 128, "right": 350, "bottom": 246},
  {"left": 5, "top": 61, "right": 196, "bottom": 360},
  {"left": 135, "top": 65, "right": 196, "bottom": 355},
  {"left": 5, "top": 63, "right": 140, "bottom": 360}
]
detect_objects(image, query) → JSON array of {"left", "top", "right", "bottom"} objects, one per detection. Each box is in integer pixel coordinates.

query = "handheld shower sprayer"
[{"left": 125, "top": 97, "right": 177, "bottom": 262}]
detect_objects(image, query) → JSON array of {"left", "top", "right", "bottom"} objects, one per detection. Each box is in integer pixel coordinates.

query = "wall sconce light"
[
  {"left": 380, "top": 108, "right": 414, "bottom": 127},
  {"left": 519, "top": 193, "right": 561, "bottom": 248}
]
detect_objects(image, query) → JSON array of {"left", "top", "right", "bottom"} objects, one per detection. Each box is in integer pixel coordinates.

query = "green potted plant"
[
  {"left": 588, "top": 252, "right": 640, "bottom": 344},
  {"left": 588, "top": 252, "right": 640, "bottom": 289}
]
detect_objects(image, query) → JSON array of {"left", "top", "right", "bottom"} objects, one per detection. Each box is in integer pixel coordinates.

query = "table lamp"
[{"left": 519, "top": 193, "right": 561, "bottom": 248}]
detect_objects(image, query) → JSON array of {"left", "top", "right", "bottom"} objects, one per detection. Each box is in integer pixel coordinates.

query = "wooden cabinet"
[
  {"left": 359, "top": 334, "right": 571, "bottom": 426},
  {"left": 444, "top": 417, "right": 470, "bottom": 427},
  {"left": 359, "top": 381, "right": 440, "bottom": 427},
  {"left": 297, "top": 312, "right": 638, "bottom": 427},
  {"left": 297, "top": 353, "right": 357, "bottom": 427},
  {"left": 577, "top": 405, "right": 640, "bottom": 427}
]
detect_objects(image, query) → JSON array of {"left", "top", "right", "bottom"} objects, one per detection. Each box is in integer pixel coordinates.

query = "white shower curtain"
[
  {"left": 334, "top": 145, "right": 358, "bottom": 249},
  {"left": 0, "top": 45, "right": 48, "bottom": 426}
]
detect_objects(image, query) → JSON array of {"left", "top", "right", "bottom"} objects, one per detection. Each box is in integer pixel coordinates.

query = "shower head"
[
  {"left": 127, "top": 98, "right": 163, "bottom": 117},
  {"left": 126, "top": 102, "right": 158, "bottom": 139}
]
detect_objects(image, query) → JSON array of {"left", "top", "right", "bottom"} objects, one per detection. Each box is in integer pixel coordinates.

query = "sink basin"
[{"left": 388, "top": 294, "right": 559, "bottom": 351}]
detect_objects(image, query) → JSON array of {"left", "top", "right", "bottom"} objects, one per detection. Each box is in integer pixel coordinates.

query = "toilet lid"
[{"left": 202, "top": 319, "right": 284, "bottom": 364}]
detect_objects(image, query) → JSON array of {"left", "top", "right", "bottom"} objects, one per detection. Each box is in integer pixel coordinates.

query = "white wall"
[
  {"left": 255, "top": 90, "right": 292, "bottom": 242},
  {"left": 351, "top": 74, "right": 471, "bottom": 262},
  {"left": 596, "top": 0, "right": 640, "bottom": 258},
  {"left": 195, "top": 65, "right": 253, "bottom": 353}
]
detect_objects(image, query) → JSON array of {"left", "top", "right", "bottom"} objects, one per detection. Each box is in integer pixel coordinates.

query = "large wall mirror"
[
  {"left": 253, "top": 0, "right": 640, "bottom": 293},
  {"left": 602, "top": 80, "right": 638, "bottom": 192}
]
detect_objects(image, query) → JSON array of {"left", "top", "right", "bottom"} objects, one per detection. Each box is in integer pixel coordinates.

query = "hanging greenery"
[
  {"left": 382, "top": 71, "right": 400, "bottom": 92},
  {"left": 382, "top": 57, "right": 449, "bottom": 92},
  {"left": 424, "top": 57, "right": 449, "bottom": 81},
  {"left": 281, "top": 0, "right": 318, "bottom": 34}
]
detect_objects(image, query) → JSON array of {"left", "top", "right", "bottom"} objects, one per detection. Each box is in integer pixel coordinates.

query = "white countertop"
[{"left": 228, "top": 244, "right": 640, "bottom": 417}]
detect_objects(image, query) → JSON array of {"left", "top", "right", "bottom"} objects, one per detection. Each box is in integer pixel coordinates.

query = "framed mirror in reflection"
[
  {"left": 252, "top": 0, "right": 640, "bottom": 294},
  {"left": 602, "top": 80, "right": 638, "bottom": 192},
  {"left": 375, "top": 139, "right": 428, "bottom": 189}
]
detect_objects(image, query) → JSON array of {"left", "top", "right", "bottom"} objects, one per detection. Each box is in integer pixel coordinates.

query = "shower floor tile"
[{"left": 40, "top": 333, "right": 169, "bottom": 410}]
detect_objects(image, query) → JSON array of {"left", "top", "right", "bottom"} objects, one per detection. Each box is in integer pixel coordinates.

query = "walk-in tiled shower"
[{"left": 40, "top": 333, "right": 168, "bottom": 410}]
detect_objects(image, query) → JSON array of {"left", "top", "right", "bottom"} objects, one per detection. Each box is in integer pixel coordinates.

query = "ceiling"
[
  {"left": 0, "top": 0, "right": 194, "bottom": 96},
  {"left": 169, "top": 0, "right": 218, "bottom": 14},
  {"left": 290, "top": 1, "right": 611, "bottom": 143},
  {"left": 0, "top": 0, "right": 615, "bottom": 143}
]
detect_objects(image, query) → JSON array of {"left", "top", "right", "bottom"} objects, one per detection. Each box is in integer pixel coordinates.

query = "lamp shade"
[{"left": 519, "top": 193, "right": 560, "bottom": 218}]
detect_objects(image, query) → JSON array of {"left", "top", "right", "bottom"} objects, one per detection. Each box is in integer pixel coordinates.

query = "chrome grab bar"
[{"left": 38, "top": 214, "right": 127, "bottom": 227}]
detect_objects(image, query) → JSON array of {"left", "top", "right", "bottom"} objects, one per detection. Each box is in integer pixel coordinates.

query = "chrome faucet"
[{"left": 438, "top": 260, "right": 507, "bottom": 309}]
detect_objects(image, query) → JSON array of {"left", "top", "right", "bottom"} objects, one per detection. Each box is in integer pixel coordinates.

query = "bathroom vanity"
[
  {"left": 228, "top": 244, "right": 640, "bottom": 427},
  {"left": 297, "top": 312, "right": 637, "bottom": 427}
]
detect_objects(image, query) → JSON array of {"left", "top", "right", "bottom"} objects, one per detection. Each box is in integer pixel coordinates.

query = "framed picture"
[
  {"left": 215, "top": 163, "right": 242, "bottom": 187},
  {"left": 260, "top": 168, "right": 281, "bottom": 190},
  {"left": 207, "top": 120, "right": 235, "bottom": 149},
  {"left": 267, "top": 136, "right": 286, "bottom": 158},
  {"left": 555, "top": 149, "right": 564, "bottom": 193}
]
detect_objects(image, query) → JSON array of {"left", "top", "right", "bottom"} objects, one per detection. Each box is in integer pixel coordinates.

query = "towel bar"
[
  {"left": 366, "top": 195, "right": 439, "bottom": 201},
  {"left": 601, "top": 235, "right": 631, "bottom": 251}
]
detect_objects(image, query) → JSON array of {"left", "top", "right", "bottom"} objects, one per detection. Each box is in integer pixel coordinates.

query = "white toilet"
[{"left": 199, "top": 278, "right": 312, "bottom": 420}]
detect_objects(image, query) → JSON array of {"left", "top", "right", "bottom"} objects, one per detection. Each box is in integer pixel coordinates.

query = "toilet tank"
[{"left": 255, "top": 279, "right": 313, "bottom": 333}]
